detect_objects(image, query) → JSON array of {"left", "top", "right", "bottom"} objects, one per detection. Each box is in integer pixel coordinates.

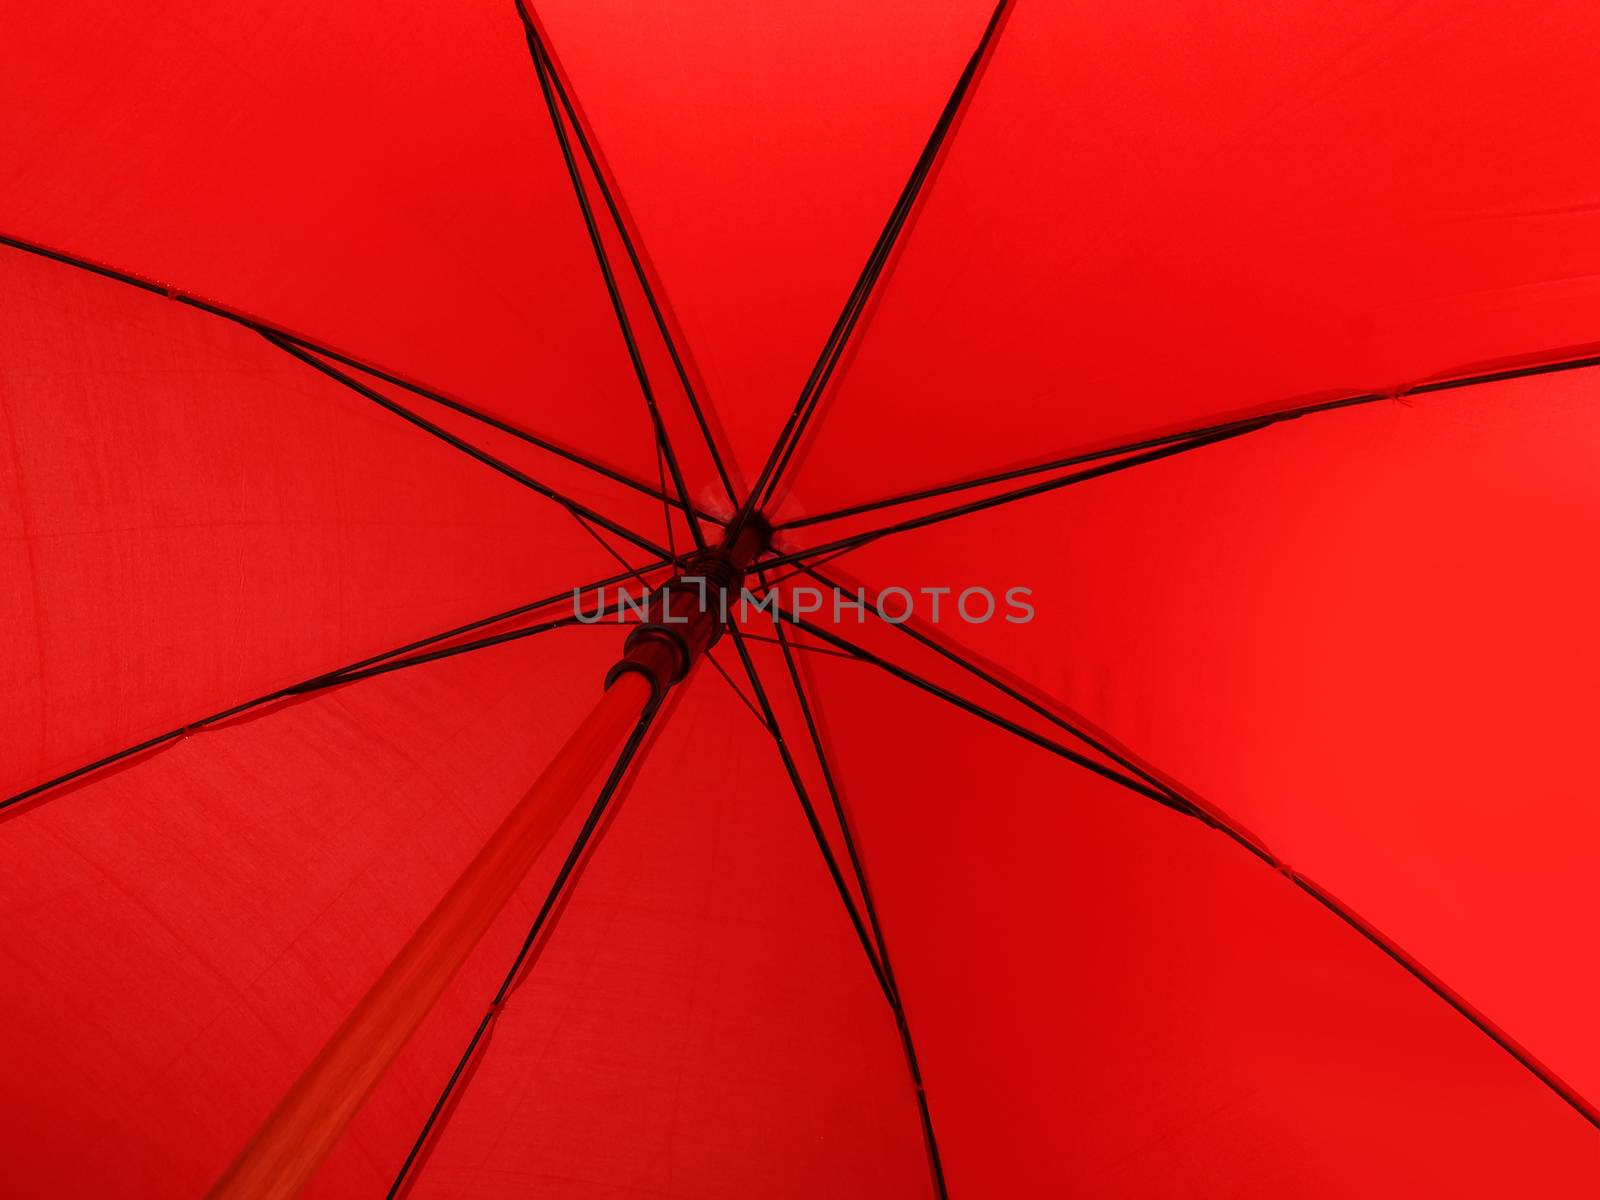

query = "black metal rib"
[
  {"left": 751, "top": 539, "right": 873, "bottom": 593},
  {"left": 1, "top": 565, "right": 659, "bottom": 815},
  {"left": 720, "top": 622, "right": 896, "bottom": 1006},
  {"left": 1275, "top": 867, "right": 1600, "bottom": 1132},
  {"left": 516, "top": 6, "right": 708, "bottom": 554},
  {"left": 274, "top": 330, "right": 679, "bottom": 572},
  {"left": 767, "top": 607, "right": 1199, "bottom": 817},
  {"left": 774, "top": 433, "right": 1211, "bottom": 532},
  {"left": 767, "top": 336, "right": 1600, "bottom": 565},
  {"left": 282, "top": 608, "right": 634, "bottom": 694},
  {"left": 777, "top": 348, "right": 1600, "bottom": 532},
  {"left": 805, "top": 565, "right": 1191, "bottom": 810},
  {"left": 385, "top": 690, "right": 663, "bottom": 1200},
  {"left": 749, "top": 0, "right": 1012, "bottom": 515},
  {"left": 285, "top": 334, "right": 726, "bottom": 529},
  {"left": 761, "top": 576, "right": 948, "bottom": 1199},
  {"left": 654, "top": 441, "right": 679, "bottom": 564},
  {"left": 759, "top": 423, "right": 1261, "bottom": 574},
  {"left": 534, "top": 37, "right": 740, "bottom": 509},
  {"left": 569, "top": 503, "right": 665, "bottom": 589},
  {"left": 703, "top": 647, "right": 772, "bottom": 732},
  {"left": 0, "top": 232, "right": 718, "bottom": 528},
  {"left": 772, "top": 593, "right": 1600, "bottom": 1136},
  {"left": 262, "top": 331, "right": 674, "bottom": 563},
  {"left": 719, "top": 628, "right": 862, "bottom": 663},
  {"left": 728, "top": 0, "right": 1011, "bottom": 539}
]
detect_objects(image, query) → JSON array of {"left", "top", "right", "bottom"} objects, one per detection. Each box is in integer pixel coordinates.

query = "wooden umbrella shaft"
[
  {"left": 210, "top": 523, "right": 768, "bottom": 1197},
  {"left": 207, "top": 670, "right": 654, "bottom": 1200}
]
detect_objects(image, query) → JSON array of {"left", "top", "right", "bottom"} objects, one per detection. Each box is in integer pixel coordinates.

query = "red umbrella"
[{"left": 4, "top": 1, "right": 1599, "bottom": 1195}]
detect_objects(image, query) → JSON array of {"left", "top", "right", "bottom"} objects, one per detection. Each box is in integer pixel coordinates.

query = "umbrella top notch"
[{"left": 606, "top": 515, "right": 771, "bottom": 702}]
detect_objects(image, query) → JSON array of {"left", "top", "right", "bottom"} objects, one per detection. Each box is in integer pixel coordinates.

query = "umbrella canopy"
[{"left": 4, "top": 1, "right": 1599, "bottom": 1195}]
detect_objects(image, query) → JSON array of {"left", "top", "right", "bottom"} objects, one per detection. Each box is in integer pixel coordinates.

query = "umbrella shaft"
[{"left": 206, "top": 670, "right": 653, "bottom": 1200}]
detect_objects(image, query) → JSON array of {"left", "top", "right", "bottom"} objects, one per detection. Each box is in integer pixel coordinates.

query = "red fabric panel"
[
  {"left": 532, "top": 0, "right": 998, "bottom": 492},
  {"left": 0, "top": 633, "right": 618, "bottom": 1196},
  {"left": 797, "top": 646, "right": 1600, "bottom": 1194},
  {"left": 0, "top": 245, "right": 622, "bottom": 803},
  {"left": 830, "top": 366, "right": 1600, "bottom": 1124},
  {"left": 4, "top": 0, "right": 1599, "bottom": 1192},
  {"left": 405, "top": 661, "right": 927, "bottom": 1198},
  {"left": 0, "top": 640, "right": 924, "bottom": 1196},
  {"left": 787, "top": 0, "right": 1600, "bottom": 518},
  {"left": 206, "top": 672, "right": 652, "bottom": 1200},
  {"left": 0, "top": 1, "right": 659, "bottom": 486}
]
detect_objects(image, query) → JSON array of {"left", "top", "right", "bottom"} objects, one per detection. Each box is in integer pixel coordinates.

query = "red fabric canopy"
[{"left": 4, "top": 1, "right": 1598, "bottom": 1195}]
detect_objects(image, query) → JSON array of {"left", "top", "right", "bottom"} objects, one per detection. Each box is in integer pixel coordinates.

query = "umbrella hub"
[{"left": 606, "top": 516, "right": 770, "bottom": 701}]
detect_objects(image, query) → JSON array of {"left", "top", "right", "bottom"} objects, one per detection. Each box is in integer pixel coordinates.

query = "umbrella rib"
[
  {"left": 0, "top": 232, "right": 718, "bottom": 527},
  {"left": 773, "top": 432, "right": 1226, "bottom": 532},
  {"left": 754, "top": 539, "right": 881, "bottom": 592},
  {"left": 565, "top": 499, "right": 668, "bottom": 593},
  {"left": 533, "top": 27, "right": 740, "bottom": 510},
  {"left": 727, "top": 0, "right": 1012, "bottom": 538},
  {"left": 0, "top": 565, "right": 661, "bottom": 816},
  {"left": 517, "top": 6, "right": 709, "bottom": 554},
  {"left": 758, "top": 424, "right": 1261, "bottom": 575},
  {"left": 805, "top": 564, "right": 1192, "bottom": 809},
  {"left": 769, "top": 608, "right": 1201, "bottom": 816},
  {"left": 263, "top": 331, "right": 676, "bottom": 564},
  {"left": 776, "top": 345, "right": 1600, "bottom": 533},
  {"left": 702, "top": 646, "right": 773, "bottom": 732},
  {"left": 772, "top": 601, "right": 1600, "bottom": 1135},
  {"left": 760, "top": 576, "right": 949, "bottom": 1200},
  {"left": 385, "top": 692, "right": 663, "bottom": 1200},
  {"left": 280, "top": 606, "right": 637, "bottom": 694},
  {"left": 654, "top": 439, "right": 679, "bottom": 563},
  {"left": 721, "top": 621, "right": 898, "bottom": 1007},
  {"left": 1270, "top": 868, "right": 1600, "bottom": 1132},
  {"left": 279, "top": 332, "right": 727, "bottom": 529},
  {"left": 717, "top": 627, "right": 862, "bottom": 663}
]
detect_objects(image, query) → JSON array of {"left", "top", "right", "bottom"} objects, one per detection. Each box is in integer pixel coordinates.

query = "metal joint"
[{"left": 605, "top": 516, "right": 770, "bottom": 701}]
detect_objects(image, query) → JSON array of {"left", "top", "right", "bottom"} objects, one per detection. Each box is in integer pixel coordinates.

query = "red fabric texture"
[{"left": 4, "top": 1, "right": 1599, "bottom": 1195}]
